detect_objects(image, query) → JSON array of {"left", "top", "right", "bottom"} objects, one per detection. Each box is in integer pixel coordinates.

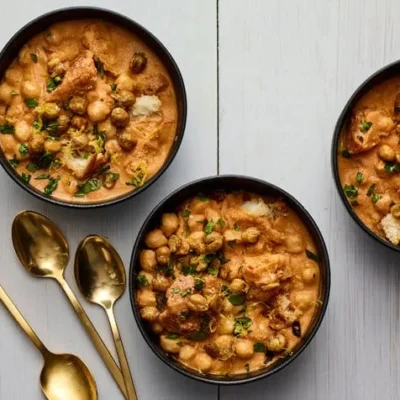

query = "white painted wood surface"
[{"left": 1, "top": 0, "right": 400, "bottom": 399}]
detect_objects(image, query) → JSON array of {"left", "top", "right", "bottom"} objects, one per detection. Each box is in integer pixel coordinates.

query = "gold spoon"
[
  {"left": 0, "top": 283, "right": 97, "bottom": 400},
  {"left": 12, "top": 211, "right": 127, "bottom": 399},
  {"left": 75, "top": 235, "right": 137, "bottom": 400}
]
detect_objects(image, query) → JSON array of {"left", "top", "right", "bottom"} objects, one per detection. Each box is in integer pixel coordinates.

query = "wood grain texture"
[
  {"left": 0, "top": 1, "right": 218, "bottom": 399},
  {"left": 219, "top": 0, "right": 400, "bottom": 399}
]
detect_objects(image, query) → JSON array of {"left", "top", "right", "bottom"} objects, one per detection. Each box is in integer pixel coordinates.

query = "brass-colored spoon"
[
  {"left": 12, "top": 211, "right": 127, "bottom": 399},
  {"left": 75, "top": 235, "right": 137, "bottom": 400},
  {"left": 0, "top": 284, "right": 97, "bottom": 400}
]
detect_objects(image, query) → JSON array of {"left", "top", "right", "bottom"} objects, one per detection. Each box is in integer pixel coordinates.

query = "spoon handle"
[
  {"left": 57, "top": 277, "right": 128, "bottom": 399},
  {"left": 0, "top": 284, "right": 48, "bottom": 356},
  {"left": 106, "top": 307, "right": 138, "bottom": 400}
]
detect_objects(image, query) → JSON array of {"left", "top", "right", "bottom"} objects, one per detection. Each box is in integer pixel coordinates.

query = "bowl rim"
[
  {"left": 128, "top": 174, "right": 331, "bottom": 385},
  {"left": 331, "top": 59, "right": 400, "bottom": 252},
  {"left": 0, "top": 6, "right": 187, "bottom": 209}
]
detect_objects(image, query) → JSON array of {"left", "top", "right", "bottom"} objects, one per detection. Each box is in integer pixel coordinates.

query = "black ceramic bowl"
[
  {"left": 129, "top": 175, "right": 330, "bottom": 385},
  {"left": 331, "top": 60, "right": 400, "bottom": 251},
  {"left": 0, "top": 7, "right": 187, "bottom": 208}
]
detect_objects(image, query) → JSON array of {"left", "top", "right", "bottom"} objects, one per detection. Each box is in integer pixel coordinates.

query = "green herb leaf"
[
  {"left": 172, "top": 287, "right": 180, "bottom": 294},
  {"left": 254, "top": 342, "right": 267, "bottom": 353},
  {"left": 44, "top": 176, "right": 60, "bottom": 196},
  {"left": 197, "top": 194, "right": 209, "bottom": 201},
  {"left": 194, "top": 277, "right": 204, "bottom": 291},
  {"left": 359, "top": 121, "right": 372, "bottom": 132},
  {"left": 219, "top": 254, "right": 230, "bottom": 264},
  {"left": 343, "top": 184, "right": 358, "bottom": 199},
  {"left": 30, "top": 53, "right": 38, "bottom": 63},
  {"left": 166, "top": 333, "right": 180, "bottom": 340},
  {"left": 221, "top": 284, "right": 230, "bottom": 296},
  {"left": 207, "top": 266, "right": 219, "bottom": 276},
  {"left": 33, "top": 120, "right": 42, "bottom": 131},
  {"left": 367, "top": 184, "right": 376, "bottom": 197},
  {"left": 233, "top": 223, "right": 240, "bottom": 231},
  {"left": 45, "top": 120, "right": 58, "bottom": 137},
  {"left": 228, "top": 293, "right": 246, "bottom": 305},
  {"left": 384, "top": 162, "right": 400, "bottom": 174},
  {"left": 26, "top": 163, "right": 38, "bottom": 172},
  {"left": 94, "top": 57, "right": 105, "bottom": 78},
  {"left": 46, "top": 76, "right": 62, "bottom": 92},
  {"left": 18, "top": 143, "right": 29, "bottom": 156},
  {"left": 341, "top": 149, "right": 351, "bottom": 158},
  {"left": 204, "top": 220, "right": 215, "bottom": 235},
  {"left": 305, "top": 249, "right": 320, "bottom": 262},
  {"left": 37, "top": 152, "right": 54, "bottom": 169},
  {"left": 25, "top": 98, "right": 38, "bottom": 108},
  {"left": 233, "top": 317, "right": 252, "bottom": 337},
  {"left": 217, "top": 218, "right": 226, "bottom": 228},
  {"left": 137, "top": 274, "right": 149, "bottom": 286},
  {"left": 181, "top": 209, "right": 191, "bottom": 218},
  {"left": 181, "top": 288, "right": 191, "bottom": 297},
  {"left": 110, "top": 83, "right": 117, "bottom": 91},
  {"left": 182, "top": 265, "right": 196, "bottom": 276},
  {"left": 204, "top": 254, "right": 216, "bottom": 264},
  {"left": 11, "top": 90, "right": 18, "bottom": 96},
  {"left": 9, "top": 157, "right": 19, "bottom": 168},
  {"left": 74, "top": 178, "right": 102, "bottom": 197},
  {"left": 228, "top": 240, "right": 236, "bottom": 248},
  {"left": 356, "top": 172, "right": 364, "bottom": 184},
  {"left": 0, "top": 124, "right": 15, "bottom": 134},
  {"left": 21, "top": 173, "right": 31, "bottom": 183},
  {"left": 188, "top": 331, "right": 209, "bottom": 341},
  {"left": 371, "top": 193, "right": 382, "bottom": 204},
  {"left": 156, "top": 292, "right": 167, "bottom": 311},
  {"left": 35, "top": 173, "right": 50, "bottom": 180}
]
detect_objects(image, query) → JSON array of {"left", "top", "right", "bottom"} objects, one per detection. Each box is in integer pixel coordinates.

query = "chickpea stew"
[
  {"left": 135, "top": 191, "right": 322, "bottom": 376},
  {"left": 0, "top": 19, "right": 178, "bottom": 202},
  {"left": 337, "top": 76, "right": 400, "bottom": 245}
]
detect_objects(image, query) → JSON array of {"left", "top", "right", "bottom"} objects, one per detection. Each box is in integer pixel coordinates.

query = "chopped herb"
[
  {"left": 50, "top": 158, "right": 62, "bottom": 171},
  {"left": 244, "top": 363, "right": 250, "bottom": 372},
  {"left": 25, "top": 98, "right": 38, "bottom": 108},
  {"left": 181, "top": 288, "right": 191, "bottom": 297},
  {"left": 26, "top": 163, "right": 38, "bottom": 172},
  {"left": 30, "top": 53, "right": 38, "bottom": 63},
  {"left": 46, "top": 76, "right": 62, "bottom": 92},
  {"left": 166, "top": 333, "right": 180, "bottom": 340},
  {"left": 21, "top": 173, "right": 31, "bottom": 183},
  {"left": 371, "top": 193, "right": 382, "bottom": 204},
  {"left": 194, "top": 277, "right": 204, "bottom": 291},
  {"left": 207, "top": 266, "right": 219, "bottom": 277},
  {"left": 359, "top": 121, "right": 372, "bottom": 132},
  {"left": 37, "top": 152, "right": 54, "bottom": 169},
  {"left": 228, "top": 240, "right": 236, "bottom": 248},
  {"left": 233, "top": 317, "right": 252, "bottom": 337},
  {"left": 137, "top": 274, "right": 149, "bottom": 286},
  {"left": 367, "top": 184, "right": 376, "bottom": 197},
  {"left": 35, "top": 173, "right": 50, "bottom": 180},
  {"left": 356, "top": 172, "right": 364, "bottom": 184},
  {"left": 11, "top": 90, "right": 18, "bottom": 96},
  {"left": 219, "top": 254, "right": 230, "bottom": 264},
  {"left": 32, "top": 120, "right": 42, "bottom": 131},
  {"left": 221, "top": 285, "right": 230, "bottom": 296},
  {"left": 44, "top": 176, "right": 60, "bottom": 196},
  {"left": 351, "top": 200, "right": 359, "bottom": 207},
  {"left": 204, "top": 220, "right": 215, "bottom": 235},
  {"left": 74, "top": 178, "right": 102, "bottom": 197},
  {"left": 181, "top": 210, "right": 191, "bottom": 218},
  {"left": 156, "top": 292, "right": 166, "bottom": 311},
  {"left": 111, "top": 83, "right": 117, "bottom": 91},
  {"left": 180, "top": 310, "right": 190, "bottom": 319},
  {"left": 384, "top": 162, "right": 400, "bottom": 174},
  {"left": 156, "top": 260, "right": 174, "bottom": 277},
  {"left": 292, "top": 321, "right": 301, "bottom": 338},
  {"left": 18, "top": 143, "right": 29, "bottom": 156},
  {"left": 217, "top": 218, "right": 226, "bottom": 228},
  {"left": 94, "top": 57, "right": 105, "bottom": 78},
  {"left": 9, "top": 157, "right": 19, "bottom": 168},
  {"left": 45, "top": 120, "right": 58, "bottom": 137},
  {"left": 233, "top": 223, "right": 240, "bottom": 231},
  {"left": 182, "top": 265, "right": 196, "bottom": 276},
  {"left": 343, "top": 184, "right": 358, "bottom": 199},
  {"left": 189, "top": 331, "right": 209, "bottom": 341},
  {"left": 254, "top": 342, "right": 267, "bottom": 353},
  {"left": 172, "top": 287, "right": 180, "bottom": 294},
  {"left": 228, "top": 293, "right": 246, "bottom": 306},
  {"left": 0, "top": 124, "right": 15, "bottom": 134},
  {"left": 204, "top": 254, "right": 216, "bottom": 264},
  {"left": 305, "top": 249, "right": 320, "bottom": 262},
  {"left": 197, "top": 194, "right": 209, "bottom": 201},
  {"left": 126, "top": 173, "right": 146, "bottom": 187}
]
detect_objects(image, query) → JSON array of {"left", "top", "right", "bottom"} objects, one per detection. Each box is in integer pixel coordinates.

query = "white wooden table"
[{"left": 1, "top": 0, "right": 400, "bottom": 399}]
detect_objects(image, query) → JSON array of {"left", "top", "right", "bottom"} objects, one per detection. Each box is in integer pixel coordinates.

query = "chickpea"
[
  {"left": 130, "top": 52, "right": 148, "bottom": 74},
  {"left": 5, "top": 69, "right": 22, "bottom": 85},
  {"left": 14, "top": 120, "right": 32, "bottom": 142},
  {"left": 29, "top": 133, "right": 45, "bottom": 154},
  {"left": 266, "top": 333, "right": 287, "bottom": 352},
  {"left": 284, "top": 233, "right": 304, "bottom": 254},
  {"left": 374, "top": 193, "right": 392, "bottom": 214},
  {"left": 152, "top": 274, "right": 170, "bottom": 292},
  {"left": 117, "top": 131, "right": 137, "bottom": 151},
  {"left": 48, "top": 58, "right": 66, "bottom": 77},
  {"left": 113, "top": 90, "right": 136, "bottom": 108},
  {"left": 71, "top": 134, "right": 89, "bottom": 149},
  {"left": 193, "top": 353, "right": 212, "bottom": 372},
  {"left": 161, "top": 213, "right": 179, "bottom": 237},
  {"left": 218, "top": 316, "right": 235, "bottom": 335},
  {"left": 209, "top": 294, "right": 223, "bottom": 312},
  {"left": 87, "top": 101, "right": 111, "bottom": 122},
  {"left": 69, "top": 96, "right": 88, "bottom": 115},
  {"left": 188, "top": 214, "right": 206, "bottom": 232},
  {"left": 205, "top": 231, "right": 223, "bottom": 253},
  {"left": 168, "top": 234, "right": 181, "bottom": 253},
  {"left": 190, "top": 256, "right": 207, "bottom": 272},
  {"left": 375, "top": 160, "right": 388, "bottom": 178},
  {"left": 160, "top": 335, "right": 181, "bottom": 353},
  {"left": 145, "top": 229, "right": 168, "bottom": 249},
  {"left": 21, "top": 81, "right": 40, "bottom": 99},
  {"left": 71, "top": 116, "right": 88, "bottom": 130},
  {"left": 140, "top": 249, "right": 157, "bottom": 271},
  {"left": 391, "top": 204, "right": 400, "bottom": 219},
  {"left": 139, "top": 271, "right": 153, "bottom": 286},
  {"left": 378, "top": 144, "right": 396, "bottom": 162},
  {"left": 214, "top": 335, "right": 234, "bottom": 360},
  {"left": 229, "top": 279, "right": 247, "bottom": 293},
  {"left": 57, "top": 114, "right": 70, "bottom": 133},
  {"left": 140, "top": 306, "right": 159, "bottom": 322},
  {"left": 302, "top": 265, "right": 318, "bottom": 284},
  {"left": 98, "top": 120, "right": 117, "bottom": 139},
  {"left": 156, "top": 246, "right": 171, "bottom": 265},
  {"left": 293, "top": 291, "right": 313, "bottom": 311},
  {"left": 151, "top": 323, "right": 163, "bottom": 334},
  {"left": 42, "top": 103, "right": 60, "bottom": 120},
  {"left": 235, "top": 340, "right": 254, "bottom": 359},
  {"left": 176, "top": 240, "right": 190, "bottom": 256},
  {"left": 105, "top": 139, "right": 122, "bottom": 155},
  {"left": 190, "top": 198, "right": 209, "bottom": 214},
  {"left": 137, "top": 289, "right": 156, "bottom": 307},
  {"left": 111, "top": 107, "right": 130, "bottom": 127},
  {"left": 44, "top": 140, "right": 62, "bottom": 153},
  {"left": 241, "top": 227, "right": 261, "bottom": 243},
  {"left": 179, "top": 345, "right": 196, "bottom": 362},
  {"left": 0, "top": 83, "right": 12, "bottom": 103},
  {"left": 188, "top": 294, "right": 209, "bottom": 312},
  {"left": 188, "top": 231, "right": 206, "bottom": 254},
  {"left": 115, "top": 73, "right": 136, "bottom": 91}
]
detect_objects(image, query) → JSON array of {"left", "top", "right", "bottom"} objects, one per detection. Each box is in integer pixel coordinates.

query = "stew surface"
[
  {"left": 0, "top": 19, "right": 178, "bottom": 202},
  {"left": 136, "top": 192, "right": 322, "bottom": 375}
]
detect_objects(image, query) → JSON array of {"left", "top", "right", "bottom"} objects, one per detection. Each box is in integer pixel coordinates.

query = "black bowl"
[
  {"left": 129, "top": 175, "right": 331, "bottom": 385},
  {"left": 0, "top": 7, "right": 187, "bottom": 208},
  {"left": 331, "top": 60, "right": 400, "bottom": 251}
]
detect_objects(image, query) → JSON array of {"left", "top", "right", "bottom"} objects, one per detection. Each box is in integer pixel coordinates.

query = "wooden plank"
[
  {"left": 0, "top": 1, "right": 218, "bottom": 399},
  {"left": 219, "top": 0, "right": 400, "bottom": 398}
]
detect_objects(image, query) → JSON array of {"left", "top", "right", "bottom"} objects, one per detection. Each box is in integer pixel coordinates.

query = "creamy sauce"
[
  {"left": 0, "top": 19, "right": 178, "bottom": 203},
  {"left": 136, "top": 192, "right": 322, "bottom": 376}
]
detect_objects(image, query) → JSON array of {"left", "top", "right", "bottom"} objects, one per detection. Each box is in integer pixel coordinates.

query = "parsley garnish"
[
  {"left": 44, "top": 176, "right": 60, "bottom": 196},
  {"left": 18, "top": 143, "right": 29, "bottom": 156},
  {"left": 21, "top": 173, "right": 31, "bottom": 183},
  {"left": 356, "top": 172, "right": 364, "bottom": 184},
  {"left": 137, "top": 274, "right": 149, "bottom": 286},
  {"left": 207, "top": 266, "right": 219, "bottom": 276},
  {"left": 35, "top": 173, "right": 50, "bottom": 180},
  {"left": 181, "top": 288, "right": 191, "bottom": 297},
  {"left": 171, "top": 287, "right": 180, "bottom": 294},
  {"left": 26, "top": 163, "right": 38, "bottom": 172},
  {"left": 204, "top": 220, "right": 215, "bottom": 235},
  {"left": 367, "top": 184, "right": 376, "bottom": 197},
  {"left": 384, "top": 162, "right": 400, "bottom": 174},
  {"left": 194, "top": 277, "right": 204, "bottom": 291},
  {"left": 181, "top": 210, "right": 191, "bottom": 218},
  {"left": 0, "top": 124, "right": 15, "bottom": 134},
  {"left": 228, "top": 293, "right": 246, "bottom": 305},
  {"left": 9, "top": 157, "right": 19, "bottom": 168},
  {"left": 359, "top": 121, "right": 372, "bottom": 132},
  {"left": 217, "top": 218, "right": 225, "bottom": 228},
  {"left": 305, "top": 249, "right": 320, "bottom": 262},
  {"left": 233, "top": 223, "right": 240, "bottom": 231},
  {"left": 181, "top": 265, "right": 196, "bottom": 276},
  {"left": 30, "top": 53, "right": 38, "bottom": 63},
  {"left": 343, "top": 184, "right": 358, "bottom": 199},
  {"left": 74, "top": 178, "right": 102, "bottom": 197},
  {"left": 254, "top": 343, "right": 267, "bottom": 353},
  {"left": 94, "top": 57, "right": 105, "bottom": 78},
  {"left": 371, "top": 193, "right": 382, "bottom": 204},
  {"left": 233, "top": 317, "right": 252, "bottom": 337},
  {"left": 25, "top": 98, "right": 38, "bottom": 108},
  {"left": 111, "top": 83, "right": 117, "bottom": 91},
  {"left": 46, "top": 76, "right": 62, "bottom": 92},
  {"left": 166, "top": 333, "right": 180, "bottom": 340}
]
